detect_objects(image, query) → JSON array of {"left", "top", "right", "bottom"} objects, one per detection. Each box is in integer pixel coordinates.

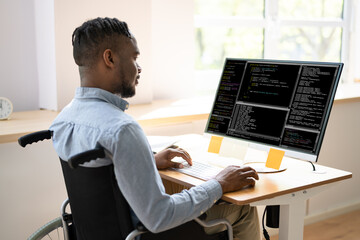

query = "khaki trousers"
[
  {"left": 204, "top": 203, "right": 260, "bottom": 240},
  {"left": 162, "top": 179, "right": 260, "bottom": 240}
]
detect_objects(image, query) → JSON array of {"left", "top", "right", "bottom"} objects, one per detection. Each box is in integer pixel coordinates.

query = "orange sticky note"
[
  {"left": 208, "top": 136, "right": 224, "bottom": 154},
  {"left": 265, "top": 148, "right": 285, "bottom": 170}
]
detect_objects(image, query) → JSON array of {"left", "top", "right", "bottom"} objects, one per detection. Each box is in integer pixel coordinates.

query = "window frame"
[{"left": 194, "top": 0, "right": 354, "bottom": 86}]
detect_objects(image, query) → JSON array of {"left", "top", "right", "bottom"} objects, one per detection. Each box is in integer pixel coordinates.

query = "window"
[{"left": 194, "top": 0, "right": 354, "bottom": 95}]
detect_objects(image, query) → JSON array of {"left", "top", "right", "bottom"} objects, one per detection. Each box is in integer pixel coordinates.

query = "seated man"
[{"left": 50, "top": 17, "right": 260, "bottom": 240}]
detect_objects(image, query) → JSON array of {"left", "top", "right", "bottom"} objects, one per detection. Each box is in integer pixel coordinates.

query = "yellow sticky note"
[
  {"left": 265, "top": 148, "right": 285, "bottom": 170},
  {"left": 208, "top": 136, "right": 224, "bottom": 154}
]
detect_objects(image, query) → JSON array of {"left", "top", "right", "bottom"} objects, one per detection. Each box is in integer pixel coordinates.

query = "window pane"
[
  {"left": 278, "top": 27, "right": 342, "bottom": 62},
  {"left": 279, "top": 0, "right": 344, "bottom": 18},
  {"left": 195, "top": 27, "right": 264, "bottom": 70},
  {"left": 195, "top": 0, "right": 264, "bottom": 17}
]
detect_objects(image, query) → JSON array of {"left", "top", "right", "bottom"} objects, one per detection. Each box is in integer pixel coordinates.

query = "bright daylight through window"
[{"left": 194, "top": 0, "right": 355, "bottom": 95}]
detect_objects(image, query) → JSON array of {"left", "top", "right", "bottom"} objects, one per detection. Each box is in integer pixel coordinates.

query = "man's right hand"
[{"left": 214, "top": 165, "right": 259, "bottom": 193}]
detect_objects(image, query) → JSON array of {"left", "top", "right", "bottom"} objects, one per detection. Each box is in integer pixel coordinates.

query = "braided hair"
[{"left": 72, "top": 17, "right": 132, "bottom": 67}]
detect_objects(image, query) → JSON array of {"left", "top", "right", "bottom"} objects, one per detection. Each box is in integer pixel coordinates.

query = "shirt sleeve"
[{"left": 109, "top": 122, "right": 223, "bottom": 233}]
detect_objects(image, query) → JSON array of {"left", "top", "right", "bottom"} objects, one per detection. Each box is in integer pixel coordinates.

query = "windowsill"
[
  {"left": 126, "top": 95, "right": 213, "bottom": 126},
  {"left": 0, "top": 110, "right": 59, "bottom": 144},
  {"left": 0, "top": 97, "right": 214, "bottom": 144},
  {"left": 334, "top": 83, "right": 360, "bottom": 102},
  {"left": 1, "top": 84, "right": 359, "bottom": 144}
]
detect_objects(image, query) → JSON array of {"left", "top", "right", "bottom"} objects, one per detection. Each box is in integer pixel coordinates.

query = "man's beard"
[
  {"left": 120, "top": 83, "right": 135, "bottom": 98},
  {"left": 116, "top": 70, "right": 136, "bottom": 98}
]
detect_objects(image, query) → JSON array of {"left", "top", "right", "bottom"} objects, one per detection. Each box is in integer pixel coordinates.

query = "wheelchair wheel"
[{"left": 27, "top": 217, "right": 64, "bottom": 240}]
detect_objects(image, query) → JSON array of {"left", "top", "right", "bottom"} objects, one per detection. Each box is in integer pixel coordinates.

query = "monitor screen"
[{"left": 205, "top": 59, "right": 343, "bottom": 162}]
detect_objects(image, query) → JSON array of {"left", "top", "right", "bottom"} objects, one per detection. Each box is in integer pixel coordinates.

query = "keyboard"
[{"left": 173, "top": 161, "right": 224, "bottom": 181}]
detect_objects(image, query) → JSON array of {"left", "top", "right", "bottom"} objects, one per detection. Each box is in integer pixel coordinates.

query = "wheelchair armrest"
[
  {"left": 68, "top": 148, "right": 105, "bottom": 169},
  {"left": 125, "top": 228, "right": 148, "bottom": 240},
  {"left": 194, "top": 217, "right": 233, "bottom": 240},
  {"left": 18, "top": 130, "right": 53, "bottom": 147},
  {"left": 125, "top": 218, "right": 233, "bottom": 240},
  {"left": 135, "top": 222, "right": 149, "bottom": 232},
  {"left": 124, "top": 221, "right": 150, "bottom": 240}
]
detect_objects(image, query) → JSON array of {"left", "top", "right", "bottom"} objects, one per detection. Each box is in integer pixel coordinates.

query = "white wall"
[
  {"left": 151, "top": 0, "right": 195, "bottom": 100},
  {"left": 0, "top": 0, "right": 57, "bottom": 111},
  {"left": 0, "top": 0, "right": 195, "bottom": 111},
  {"left": 0, "top": 140, "right": 66, "bottom": 240},
  {"left": 54, "top": 0, "right": 194, "bottom": 109},
  {"left": 308, "top": 99, "right": 360, "bottom": 215},
  {"left": 54, "top": 0, "right": 154, "bottom": 109},
  {"left": 34, "top": 0, "right": 57, "bottom": 110},
  {"left": 0, "top": 0, "right": 39, "bottom": 111},
  {"left": 352, "top": 0, "right": 360, "bottom": 80}
]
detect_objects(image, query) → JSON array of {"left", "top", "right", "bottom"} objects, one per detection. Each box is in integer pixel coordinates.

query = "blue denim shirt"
[{"left": 50, "top": 87, "right": 222, "bottom": 233}]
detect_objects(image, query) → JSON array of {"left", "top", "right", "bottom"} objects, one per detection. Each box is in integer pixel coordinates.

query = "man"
[{"left": 50, "top": 17, "right": 260, "bottom": 240}]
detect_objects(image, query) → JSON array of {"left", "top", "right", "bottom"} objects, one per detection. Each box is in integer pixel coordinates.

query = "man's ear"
[{"left": 103, "top": 49, "right": 115, "bottom": 68}]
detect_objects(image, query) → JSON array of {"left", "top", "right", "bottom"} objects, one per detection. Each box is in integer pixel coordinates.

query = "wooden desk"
[
  {"left": 158, "top": 136, "right": 352, "bottom": 240},
  {"left": 160, "top": 158, "right": 351, "bottom": 205},
  {"left": 160, "top": 160, "right": 351, "bottom": 240}
]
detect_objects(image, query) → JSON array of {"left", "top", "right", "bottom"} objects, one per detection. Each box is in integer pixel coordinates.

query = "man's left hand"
[{"left": 154, "top": 147, "right": 192, "bottom": 170}]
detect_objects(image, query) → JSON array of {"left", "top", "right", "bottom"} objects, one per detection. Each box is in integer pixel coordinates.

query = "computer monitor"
[{"left": 205, "top": 58, "right": 343, "bottom": 162}]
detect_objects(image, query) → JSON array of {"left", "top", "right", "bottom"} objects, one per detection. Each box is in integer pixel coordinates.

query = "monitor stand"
[
  {"left": 218, "top": 138, "right": 287, "bottom": 174},
  {"left": 309, "top": 161, "right": 327, "bottom": 174}
]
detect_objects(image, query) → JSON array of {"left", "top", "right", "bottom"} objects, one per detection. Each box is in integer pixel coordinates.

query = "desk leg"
[
  {"left": 278, "top": 200, "right": 306, "bottom": 240},
  {"left": 250, "top": 186, "right": 329, "bottom": 240}
]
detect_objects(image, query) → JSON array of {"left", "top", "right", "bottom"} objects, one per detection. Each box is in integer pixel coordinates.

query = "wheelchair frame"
[{"left": 19, "top": 130, "right": 233, "bottom": 240}]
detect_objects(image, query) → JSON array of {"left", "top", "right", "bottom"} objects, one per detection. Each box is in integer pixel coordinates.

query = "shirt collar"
[{"left": 75, "top": 87, "right": 129, "bottom": 111}]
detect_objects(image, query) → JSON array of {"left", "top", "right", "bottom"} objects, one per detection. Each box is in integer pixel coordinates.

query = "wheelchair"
[{"left": 19, "top": 130, "right": 233, "bottom": 240}]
